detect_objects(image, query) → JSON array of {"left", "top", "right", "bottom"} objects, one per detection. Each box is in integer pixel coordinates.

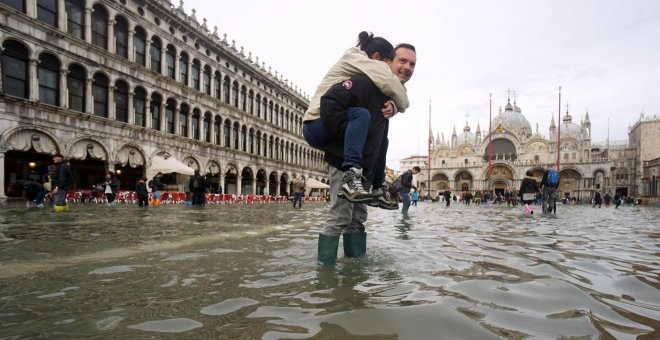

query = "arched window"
[
  {"left": 134, "top": 27, "right": 146, "bottom": 66},
  {"left": 231, "top": 81, "right": 239, "bottom": 107},
  {"left": 255, "top": 94, "right": 261, "bottom": 118},
  {"left": 37, "top": 53, "right": 60, "bottom": 106},
  {"left": 192, "top": 109, "right": 200, "bottom": 140},
  {"left": 114, "top": 80, "right": 129, "bottom": 122},
  {"left": 1, "top": 0, "right": 24, "bottom": 11},
  {"left": 256, "top": 131, "right": 262, "bottom": 155},
  {"left": 248, "top": 90, "right": 254, "bottom": 114},
  {"left": 65, "top": 0, "right": 84, "bottom": 39},
  {"left": 91, "top": 4, "right": 108, "bottom": 49},
  {"left": 114, "top": 16, "right": 129, "bottom": 59},
  {"left": 191, "top": 59, "right": 201, "bottom": 91},
  {"left": 203, "top": 66, "right": 211, "bottom": 95},
  {"left": 214, "top": 116, "right": 221, "bottom": 145},
  {"left": 150, "top": 93, "right": 162, "bottom": 130},
  {"left": 213, "top": 71, "right": 221, "bottom": 99},
  {"left": 150, "top": 36, "right": 162, "bottom": 73},
  {"left": 269, "top": 136, "right": 274, "bottom": 159},
  {"left": 92, "top": 73, "right": 109, "bottom": 117},
  {"left": 203, "top": 112, "right": 211, "bottom": 142},
  {"left": 280, "top": 108, "right": 285, "bottom": 128},
  {"left": 233, "top": 122, "right": 240, "bottom": 149},
  {"left": 239, "top": 86, "right": 247, "bottom": 111},
  {"left": 223, "top": 76, "right": 230, "bottom": 103},
  {"left": 134, "top": 87, "right": 147, "bottom": 127},
  {"left": 179, "top": 103, "right": 189, "bottom": 137},
  {"left": 223, "top": 120, "right": 231, "bottom": 147},
  {"left": 241, "top": 126, "right": 247, "bottom": 151},
  {"left": 37, "top": 0, "right": 58, "bottom": 28},
  {"left": 67, "top": 64, "right": 86, "bottom": 112},
  {"left": 249, "top": 128, "right": 255, "bottom": 154},
  {"left": 166, "top": 45, "right": 176, "bottom": 79},
  {"left": 179, "top": 52, "right": 189, "bottom": 85},
  {"left": 268, "top": 101, "right": 274, "bottom": 123},
  {"left": 165, "top": 98, "right": 176, "bottom": 134}
]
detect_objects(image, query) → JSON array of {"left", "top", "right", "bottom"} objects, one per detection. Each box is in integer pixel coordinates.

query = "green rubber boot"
[
  {"left": 317, "top": 233, "right": 340, "bottom": 264},
  {"left": 343, "top": 232, "right": 367, "bottom": 258}
]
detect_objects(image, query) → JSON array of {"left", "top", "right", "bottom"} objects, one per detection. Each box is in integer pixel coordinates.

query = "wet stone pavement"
[{"left": 0, "top": 200, "right": 658, "bottom": 339}]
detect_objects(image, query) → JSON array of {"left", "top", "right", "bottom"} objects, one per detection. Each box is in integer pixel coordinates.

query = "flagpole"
[
  {"left": 428, "top": 99, "right": 432, "bottom": 199},
  {"left": 488, "top": 93, "right": 493, "bottom": 177},
  {"left": 557, "top": 86, "right": 561, "bottom": 170}
]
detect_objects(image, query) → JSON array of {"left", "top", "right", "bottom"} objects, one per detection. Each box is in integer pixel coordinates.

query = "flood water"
[{"left": 0, "top": 200, "right": 658, "bottom": 339}]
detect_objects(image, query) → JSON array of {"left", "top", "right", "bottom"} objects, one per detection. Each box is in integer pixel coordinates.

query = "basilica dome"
[
  {"left": 456, "top": 123, "right": 477, "bottom": 145},
  {"left": 491, "top": 99, "right": 532, "bottom": 137},
  {"left": 560, "top": 113, "right": 582, "bottom": 139}
]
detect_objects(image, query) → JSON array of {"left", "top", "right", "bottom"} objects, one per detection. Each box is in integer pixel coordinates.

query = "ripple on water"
[
  {"left": 200, "top": 297, "right": 259, "bottom": 315},
  {"left": 127, "top": 318, "right": 203, "bottom": 333}
]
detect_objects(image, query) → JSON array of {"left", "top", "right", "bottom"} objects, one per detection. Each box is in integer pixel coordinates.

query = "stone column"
[
  {"left": 187, "top": 61, "right": 193, "bottom": 87},
  {"left": 127, "top": 30, "right": 135, "bottom": 62},
  {"left": 236, "top": 176, "right": 242, "bottom": 195},
  {"left": 58, "top": 0, "right": 66, "bottom": 31},
  {"left": 173, "top": 107, "right": 180, "bottom": 135},
  {"left": 160, "top": 47, "right": 167, "bottom": 75},
  {"left": 144, "top": 40, "right": 151, "bottom": 70},
  {"left": 0, "top": 149, "right": 6, "bottom": 199},
  {"left": 84, "top": 7, "right": 93, "bottom": 44},
  {"left": 107, "top": 85, "right": 116, "bottom": 120},
  {"left": 208, "top": 65, "right": 214, "bottom": 96},
  {"left": 29, "top": 58, "right": 39, "bottom": 101},
  {"left": 26, "top": 0, "right": 37, "bottom": 18},
  {"left": 127, "top": 91, "right": 135, "bottom": 125},
  {"left": 219, "top": 174, "right": 225, "bottom": 193},
  {"left": 187, "top": 113, "right": 192, "bottom": 138},
  {"left": 159, "top": 102, "right": 166, "bottom": 131},
  {"left": 85, "top": 78, "right": 94, "bottom": 113},
  {"left": 208, "top": 115, "right": 214, "bottom": 143},
  {"left": 251, "top": 178, "right": 256, "bottom": 195},
  {"left": 107, "top": 163, "right": 115, "bottom": 172},
  {"left": 59, "top": 68, "right": 68, "bottom": 108},
  {"left": 144, "top": 97, "right": 152, "bottom": 129},
  {"left": 107, "top": 19, "right": 116, "bottom": 53}
]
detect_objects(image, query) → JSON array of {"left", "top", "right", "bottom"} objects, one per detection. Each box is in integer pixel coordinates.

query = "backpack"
[
  {"left": 392, "top": 176, "right": 403, "bottom": 191},
  {"left": 148, "top": 180, "right": 154, "bottom": 189},
  {"left": 546, "top": 169, "right": 559, "bottom": 186},
  {"left": 192, "top": 176, "right": 200, "bottom": 189}
]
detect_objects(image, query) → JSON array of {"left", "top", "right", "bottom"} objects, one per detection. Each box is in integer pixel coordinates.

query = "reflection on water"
[{"left": 0, "top": 201, "right": 658, "bottom": 339}]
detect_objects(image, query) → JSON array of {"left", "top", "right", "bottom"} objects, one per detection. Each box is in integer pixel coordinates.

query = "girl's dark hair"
[{"left": 356, "top": 31, "right": 394, "bottom": 61}]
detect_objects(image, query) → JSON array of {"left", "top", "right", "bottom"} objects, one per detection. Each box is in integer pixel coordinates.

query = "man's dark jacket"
[{"left": 320, "top": 74, "right": 389, "bottom": 182}]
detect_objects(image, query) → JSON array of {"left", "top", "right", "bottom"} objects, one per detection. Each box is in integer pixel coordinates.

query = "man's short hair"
[
  {"left": 395, "top": 43, "right": 416, "bottom": 53},
  {"left": 413, "top": 166, "right": 421, "bottom": 172}
]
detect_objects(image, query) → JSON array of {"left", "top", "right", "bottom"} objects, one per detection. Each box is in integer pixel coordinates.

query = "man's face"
[
  {"left": 53, "top": 156, "right": 62, "bottom": 163},
  {"left": 388, "top": 47, "right": 416, "bottom": 83}
]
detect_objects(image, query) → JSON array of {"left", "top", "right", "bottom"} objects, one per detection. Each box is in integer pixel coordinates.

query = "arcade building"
[{"left": 0, "top": 0, "right": 328, "bottom": 198}]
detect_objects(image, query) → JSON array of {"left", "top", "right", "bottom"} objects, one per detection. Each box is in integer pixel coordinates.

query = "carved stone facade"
[
  {"left": 412, "top": 98, "right": 655, "bottom": 202},
  {"left": 0, "top": 0, "right": 326, "bottom": 198}
]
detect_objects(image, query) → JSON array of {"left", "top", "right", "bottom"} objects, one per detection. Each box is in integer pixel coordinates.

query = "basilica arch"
[
  {"left": 558, "top": 168, "right": 583, "bottom": 198},
  {"left": 454, "top": 170, "right": 474, "bottom": 192},
  {"left": 431, "top": 173, "right": 449, "bottom": 191},
  {"left": 484, "top": 164, "right": 515, "bottom": 193}
]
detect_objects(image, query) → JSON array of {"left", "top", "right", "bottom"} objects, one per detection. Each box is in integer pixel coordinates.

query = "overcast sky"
[{"left": 184, "top": 0, "right": 660, "bottom": 170}]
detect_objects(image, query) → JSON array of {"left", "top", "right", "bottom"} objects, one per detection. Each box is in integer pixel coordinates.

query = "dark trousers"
[
  {"left": 106, "top": 193, "right": 115, "bottom": 203},
  {"left": 192, "top": 192, "right": 205, "bottom": 206},
  {"left": 138, "top": 194, "right": 149, "bottom": 206}
]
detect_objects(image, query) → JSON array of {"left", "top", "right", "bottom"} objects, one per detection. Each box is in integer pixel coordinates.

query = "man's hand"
[{"left": 382, "top": 100, "right": 395, "bottom": 119}]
